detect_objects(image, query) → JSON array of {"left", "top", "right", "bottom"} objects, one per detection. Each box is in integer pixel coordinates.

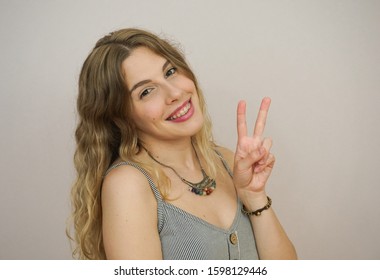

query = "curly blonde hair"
[{"left": 67, "top": 28, "right": 220, "bottom": 259}]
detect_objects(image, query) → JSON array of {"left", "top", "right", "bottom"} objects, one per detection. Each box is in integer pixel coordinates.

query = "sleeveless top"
[{"left": 106, "top": 152, "right": 259, "bottom": 260}]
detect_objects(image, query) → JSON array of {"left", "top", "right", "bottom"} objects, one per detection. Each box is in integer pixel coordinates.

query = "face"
[{"left": 122, "top": 47, "right": 204, "bottom": 145}]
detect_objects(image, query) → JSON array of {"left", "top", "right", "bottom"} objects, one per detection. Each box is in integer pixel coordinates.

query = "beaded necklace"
[{"left": 142, "top": 144, "right": 216, "bottom": 196}]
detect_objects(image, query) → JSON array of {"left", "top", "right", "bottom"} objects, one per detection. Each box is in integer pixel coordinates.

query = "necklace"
[{"left": 142, "top": 144, "right": 216, "bottom": 196}]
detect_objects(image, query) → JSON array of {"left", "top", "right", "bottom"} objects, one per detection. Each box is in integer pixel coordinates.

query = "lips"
[{"left": 166, "top": 99, "right": 192, "bottom": 121}]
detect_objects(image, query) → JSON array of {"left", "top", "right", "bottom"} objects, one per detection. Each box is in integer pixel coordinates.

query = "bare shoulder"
[
  {"left": 102, "top": 163, "right": 154, "bottom": 199},
  {"left": 101, "top": 163, "right": 157, "bottom": 221},
  {"left": 215, "top": 145, "right": 235, "bottom": 168},
  {"left": 101, "top": 163, "right": 162, "bottom": 259}
]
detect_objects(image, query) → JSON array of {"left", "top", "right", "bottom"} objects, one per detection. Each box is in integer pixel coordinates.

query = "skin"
[
  {"left": 122, "top": 47, "right": 204, "bottom": 146},
  {"left": 101, "top": 47, "right": 297, "bottom": 260},
  {"left": 233, "top": 98, "right": 297, "bottom": 259}
]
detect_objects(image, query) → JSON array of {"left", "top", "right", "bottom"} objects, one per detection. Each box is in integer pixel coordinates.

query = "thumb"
[{"left": 235, "top": 147, "right": 265, "bottom": 171}]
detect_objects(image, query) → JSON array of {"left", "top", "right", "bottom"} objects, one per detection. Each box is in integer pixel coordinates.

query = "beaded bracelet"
[{"left": 241, "top": 196, "right": 272, "bottom": 216}]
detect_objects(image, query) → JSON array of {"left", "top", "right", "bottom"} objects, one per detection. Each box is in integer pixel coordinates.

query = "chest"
[
  {"left": 166, "top": 174, "right": 237, "bottom": 230},
  {"left": 158, "top": 199, "right": 258, "bottom": 260}
]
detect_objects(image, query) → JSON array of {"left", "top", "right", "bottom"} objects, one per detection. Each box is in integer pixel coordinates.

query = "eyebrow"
[{"left": 129, "top": 60, "right": 171, "bottom": 94}]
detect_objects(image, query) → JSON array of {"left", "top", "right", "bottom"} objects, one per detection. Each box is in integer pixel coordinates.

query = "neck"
[
  {"left": 141, "top": 138, "right": 199, "bottom": 170},
  {"left": 140, "top": 137, "right": 216, "bottom": 196}
]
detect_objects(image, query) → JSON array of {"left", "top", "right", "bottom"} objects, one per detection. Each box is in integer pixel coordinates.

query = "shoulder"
[
  {"left": 101, "top": 163, "right": 157, "bottom": 222},
  {"left": 101, "top": 163, "right": 162, "bottom": 259},
  {"left": 102, "top": 162, "right": 155, "bottom": 202},
  {"left": 215, "top": 145, "right": 235, "bottom": 168}
]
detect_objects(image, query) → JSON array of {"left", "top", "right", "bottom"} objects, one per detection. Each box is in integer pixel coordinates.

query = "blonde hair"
[{"left": 68, "top": 28, "right": 221, "bottom": 259}]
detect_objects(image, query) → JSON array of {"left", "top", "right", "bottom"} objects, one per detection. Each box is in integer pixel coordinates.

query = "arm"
[
  {"left": 101, "top": 165, "right": 162, "bottom": 259},
  {"left": 233, "top": 98, "right": 297, "bottom": 260}
]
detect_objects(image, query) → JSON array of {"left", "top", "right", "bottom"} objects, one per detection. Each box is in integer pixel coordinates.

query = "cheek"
[
  {"left": 132, "top": 103, "right": 163, "bottom": 124},
  {"left": 182, "top": 77, "right": 197, "bottom": 92},
  {"left": 145, "top": 105, "right": 163, "bottom": 121}
]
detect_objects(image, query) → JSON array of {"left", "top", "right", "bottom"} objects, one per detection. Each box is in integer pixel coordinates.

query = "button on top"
[{"left": 229, "top": 232, "right": 238, "bottom": 245}]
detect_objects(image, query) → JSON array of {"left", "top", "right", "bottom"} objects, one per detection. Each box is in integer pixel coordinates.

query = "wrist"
[
  {"left": 241, "top": 196, "right": 272, "bottom": 216},
  {"left": 237, "top": 190, "right": 268, "bottom": 212}
]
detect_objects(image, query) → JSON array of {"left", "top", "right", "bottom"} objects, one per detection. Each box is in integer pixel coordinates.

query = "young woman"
[{"left": 68, "top": 28, "right": 297, "bottom": 260}]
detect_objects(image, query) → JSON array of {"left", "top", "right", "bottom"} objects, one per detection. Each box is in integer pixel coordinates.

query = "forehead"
[{"left": 121, "top": 47, "right": 166, "bottom": 88}]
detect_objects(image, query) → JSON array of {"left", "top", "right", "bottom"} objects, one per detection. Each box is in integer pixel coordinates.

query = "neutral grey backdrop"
[{"left": 1, "top": 0, "right": 379, "bottom": 259}]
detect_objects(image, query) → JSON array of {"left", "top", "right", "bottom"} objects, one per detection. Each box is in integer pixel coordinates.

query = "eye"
[
  {"left": 139, "top": 88, "right": 153, "bottom": 99},
  {"left": 165, "top": 67, "right": 177, "bottom": 78}
]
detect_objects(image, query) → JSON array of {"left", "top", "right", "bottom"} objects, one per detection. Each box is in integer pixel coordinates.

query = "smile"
[{"left": 166, "top": 100, "right": 193, "bottom": 121}]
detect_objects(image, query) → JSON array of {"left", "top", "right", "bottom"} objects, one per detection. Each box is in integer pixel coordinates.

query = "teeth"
[{"left": 169, "top": 102, "right": 191, "bottom": 120}]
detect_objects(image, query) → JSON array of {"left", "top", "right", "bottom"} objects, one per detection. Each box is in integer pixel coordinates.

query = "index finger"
[
  {"left": 253, "top": 97, "right": 271, "bottom": 137},
  {"left": 237, "top": 100, "right": 247, "bottom": 139}
]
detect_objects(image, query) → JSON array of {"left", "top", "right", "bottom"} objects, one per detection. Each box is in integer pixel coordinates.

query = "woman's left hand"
[{"left": 233, "top": 97, "right": 275, "bottom": 196}]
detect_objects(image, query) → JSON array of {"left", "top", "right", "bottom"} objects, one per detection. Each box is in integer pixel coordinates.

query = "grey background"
[{"left": 1, "top": 0, "right": 379, "bottom": 259}]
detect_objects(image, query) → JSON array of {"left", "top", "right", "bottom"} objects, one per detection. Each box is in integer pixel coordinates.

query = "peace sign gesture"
[{"left": 233, "top": 97, "right": 275, "bottom": 195}]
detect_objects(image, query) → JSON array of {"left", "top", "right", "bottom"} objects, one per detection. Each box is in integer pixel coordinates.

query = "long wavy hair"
[{"left": 67, "top": 28, "right": 221, "bottom": 260}]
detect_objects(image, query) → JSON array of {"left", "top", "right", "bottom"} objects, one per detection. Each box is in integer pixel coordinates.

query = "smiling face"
[{"left": 122, "top": 47, "right": 204, "bottom": 145}]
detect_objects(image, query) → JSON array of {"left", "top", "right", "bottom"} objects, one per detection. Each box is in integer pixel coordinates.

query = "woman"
[{"left": 68, "top": 28, "right": 297, "bottom": 260}]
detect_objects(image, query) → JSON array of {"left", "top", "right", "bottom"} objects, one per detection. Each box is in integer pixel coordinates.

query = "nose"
[{"left": 163, "top": 81, "right": 182, "bottom": 104}]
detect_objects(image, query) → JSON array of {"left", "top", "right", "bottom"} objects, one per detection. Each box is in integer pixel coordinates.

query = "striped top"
[{"left": 106, "top": 154, "right": 258, "bottom": 260}]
